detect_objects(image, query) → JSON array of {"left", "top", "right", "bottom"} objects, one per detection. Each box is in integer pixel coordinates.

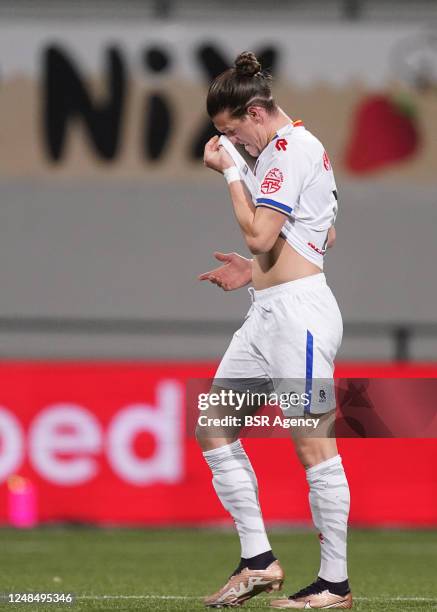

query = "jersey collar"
[
  {"left": 273, "top": 120, "right": 304, "bottom": 141},
  {"left": 255, "top": 120, "right": 304, "bottom": 174}
]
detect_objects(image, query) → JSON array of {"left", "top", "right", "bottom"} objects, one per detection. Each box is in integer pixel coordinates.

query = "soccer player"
[{"left": 197, "top": 52, "right": 352, "bottom": 609}]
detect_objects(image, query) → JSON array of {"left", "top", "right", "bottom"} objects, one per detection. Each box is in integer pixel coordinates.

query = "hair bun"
[{"left": 234, "top": 51, "right": 262, "bottom": 77}]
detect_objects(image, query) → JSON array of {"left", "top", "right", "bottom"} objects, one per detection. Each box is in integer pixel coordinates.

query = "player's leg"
[
  {"left": 196, "top": 385, "right": 274, "bottom": 563},
  {"left": 258, "top": 276, "right": 351, "bottom": 608},
  {"left": 196, "top": 386, "right": 284, "bottom": 607},
  {"left": 271, "top": 429, "right": 352, "bottom": 609}
]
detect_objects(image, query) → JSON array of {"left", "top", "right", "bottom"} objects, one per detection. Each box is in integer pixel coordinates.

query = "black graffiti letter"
[
  {"left": 143, "top": 47, "right": 172, "bottom": 160},
  {"left": 43, "top": 46, "right": 126, "bottom": 161},
  {"left": 190, "top": 45, "right": 278, "bottom": 160}
]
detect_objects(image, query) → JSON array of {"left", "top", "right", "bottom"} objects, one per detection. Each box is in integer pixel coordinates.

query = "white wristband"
[{"left": 223, "top": 166, "right": 241, "bottom": 185}]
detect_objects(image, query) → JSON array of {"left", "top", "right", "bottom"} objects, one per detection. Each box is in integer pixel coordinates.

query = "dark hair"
[{"left": 206, "top": 51, "right": 276, "bottom": 119}]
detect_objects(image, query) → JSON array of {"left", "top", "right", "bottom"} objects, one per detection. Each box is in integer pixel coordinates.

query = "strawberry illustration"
[{"left": 344, "top": 94, "right": 421, "bottom": 174}]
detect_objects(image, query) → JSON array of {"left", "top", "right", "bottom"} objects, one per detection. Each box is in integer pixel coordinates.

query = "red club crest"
[
  {"left": 261, "top": 167, "right": 284, "bottom": 194},
  {"left": 323, "top": 151, "right": 331, "bottom": 170},
  {"left": 275, "top": 138, "right": 288, "bottom": 151}
]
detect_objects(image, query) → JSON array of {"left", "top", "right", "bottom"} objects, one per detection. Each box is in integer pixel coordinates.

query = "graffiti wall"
[{"left": 1, "top": 22, "right": 436, "bottom": 181}]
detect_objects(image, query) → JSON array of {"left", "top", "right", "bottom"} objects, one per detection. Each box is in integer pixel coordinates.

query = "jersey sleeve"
[{"left": 255, "top": 148, "right": 311, "bottom": 216}]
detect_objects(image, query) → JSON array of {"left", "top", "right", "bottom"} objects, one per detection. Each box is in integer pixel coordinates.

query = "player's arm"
[
  {"left": 203, "top": 136, "right": 287, "bottom": 255},
  {"left": 228, "top": 144, "right": 311, "bottom": 254},
  {"left": 327, "top": 225, "right": 336, "bottom": 248},
  {"left": 226, "top": 181, "right": 286, "bottom": 254}
]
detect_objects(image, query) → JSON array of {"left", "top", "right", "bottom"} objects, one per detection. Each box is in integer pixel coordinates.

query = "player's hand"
[
  {"left": 203, "top": 136, "right": 235, "bottom": 173},
  {"left": 198, "top": 252, "right": 252, "bottom": 291}
]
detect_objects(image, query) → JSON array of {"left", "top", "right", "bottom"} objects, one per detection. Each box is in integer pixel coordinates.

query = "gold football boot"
[{"left": 204, "top": 560, "right": 284, "bottom": 607}]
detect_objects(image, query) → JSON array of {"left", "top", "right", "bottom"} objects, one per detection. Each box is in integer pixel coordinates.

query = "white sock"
[
  {"left": 203, "top": 439, "right": 271, "bottom": 558},
  {"left": 306, "top": 454, "right": 350, "bottom": 582}
]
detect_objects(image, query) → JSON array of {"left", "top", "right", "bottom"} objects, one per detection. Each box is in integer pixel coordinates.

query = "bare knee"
[
  {"left": 195, "top": 425, "right": 236, "bottom": 452},
  {"left": 194, "top": 384, "right": 246, "bottom": 452},
  {"left": 293, "top": 437, "right": 338, "bottom": 469}
]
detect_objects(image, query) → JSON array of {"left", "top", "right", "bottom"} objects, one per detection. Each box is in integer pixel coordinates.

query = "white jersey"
[
  {"left": 217, "top": 128, "right": 343, "bottom": 411},
  {"left": 220, "top": 121, "right": 338, "bottom": 269}
]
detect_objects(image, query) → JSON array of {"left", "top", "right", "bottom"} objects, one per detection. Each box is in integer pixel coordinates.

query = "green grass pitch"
[{"left": 0, "top": 527, "right": 436, "bottom": 611}]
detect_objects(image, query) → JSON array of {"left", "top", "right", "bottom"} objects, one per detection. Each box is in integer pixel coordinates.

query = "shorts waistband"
[{"left": 248, "top": 273, "right": 326, "bottom": 303}]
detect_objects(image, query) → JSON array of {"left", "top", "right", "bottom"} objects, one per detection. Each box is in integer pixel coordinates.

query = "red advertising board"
[{"left": 0, "top": 361, "right": 436, "bottom": 526}]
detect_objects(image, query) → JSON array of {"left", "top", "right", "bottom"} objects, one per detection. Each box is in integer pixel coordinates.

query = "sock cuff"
[
  {"left": 306, "top": 454, "right": 342, "bottom": 480},
  {"left": 202, "top": 439, "right": 243, "bottom": 460}
]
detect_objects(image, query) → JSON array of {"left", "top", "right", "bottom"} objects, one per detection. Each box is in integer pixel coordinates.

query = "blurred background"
[{"left": 0, "top": 0, "right": 436, "bottom": 531}]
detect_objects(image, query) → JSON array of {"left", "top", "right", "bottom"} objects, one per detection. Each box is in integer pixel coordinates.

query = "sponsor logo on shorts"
[
  {"left": 323, "top": 151, "right": 331, "bottom": 170},
  {"left": 319, "top": 389, "right": 326, "bottom": 403}
]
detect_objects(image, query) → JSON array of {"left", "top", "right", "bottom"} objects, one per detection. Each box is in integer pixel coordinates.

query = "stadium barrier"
[{"left": 0, "top": 361, "right": 436, "bottom": 526}]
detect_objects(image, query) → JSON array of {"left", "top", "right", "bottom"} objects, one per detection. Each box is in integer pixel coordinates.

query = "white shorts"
[{"left": 214, "top": 273, "right": 343, "bottom": 415}]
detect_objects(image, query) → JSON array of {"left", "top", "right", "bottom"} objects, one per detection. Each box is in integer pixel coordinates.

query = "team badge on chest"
[{"left": 261, "top": 167, "right": 284, "bottom": 194}]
